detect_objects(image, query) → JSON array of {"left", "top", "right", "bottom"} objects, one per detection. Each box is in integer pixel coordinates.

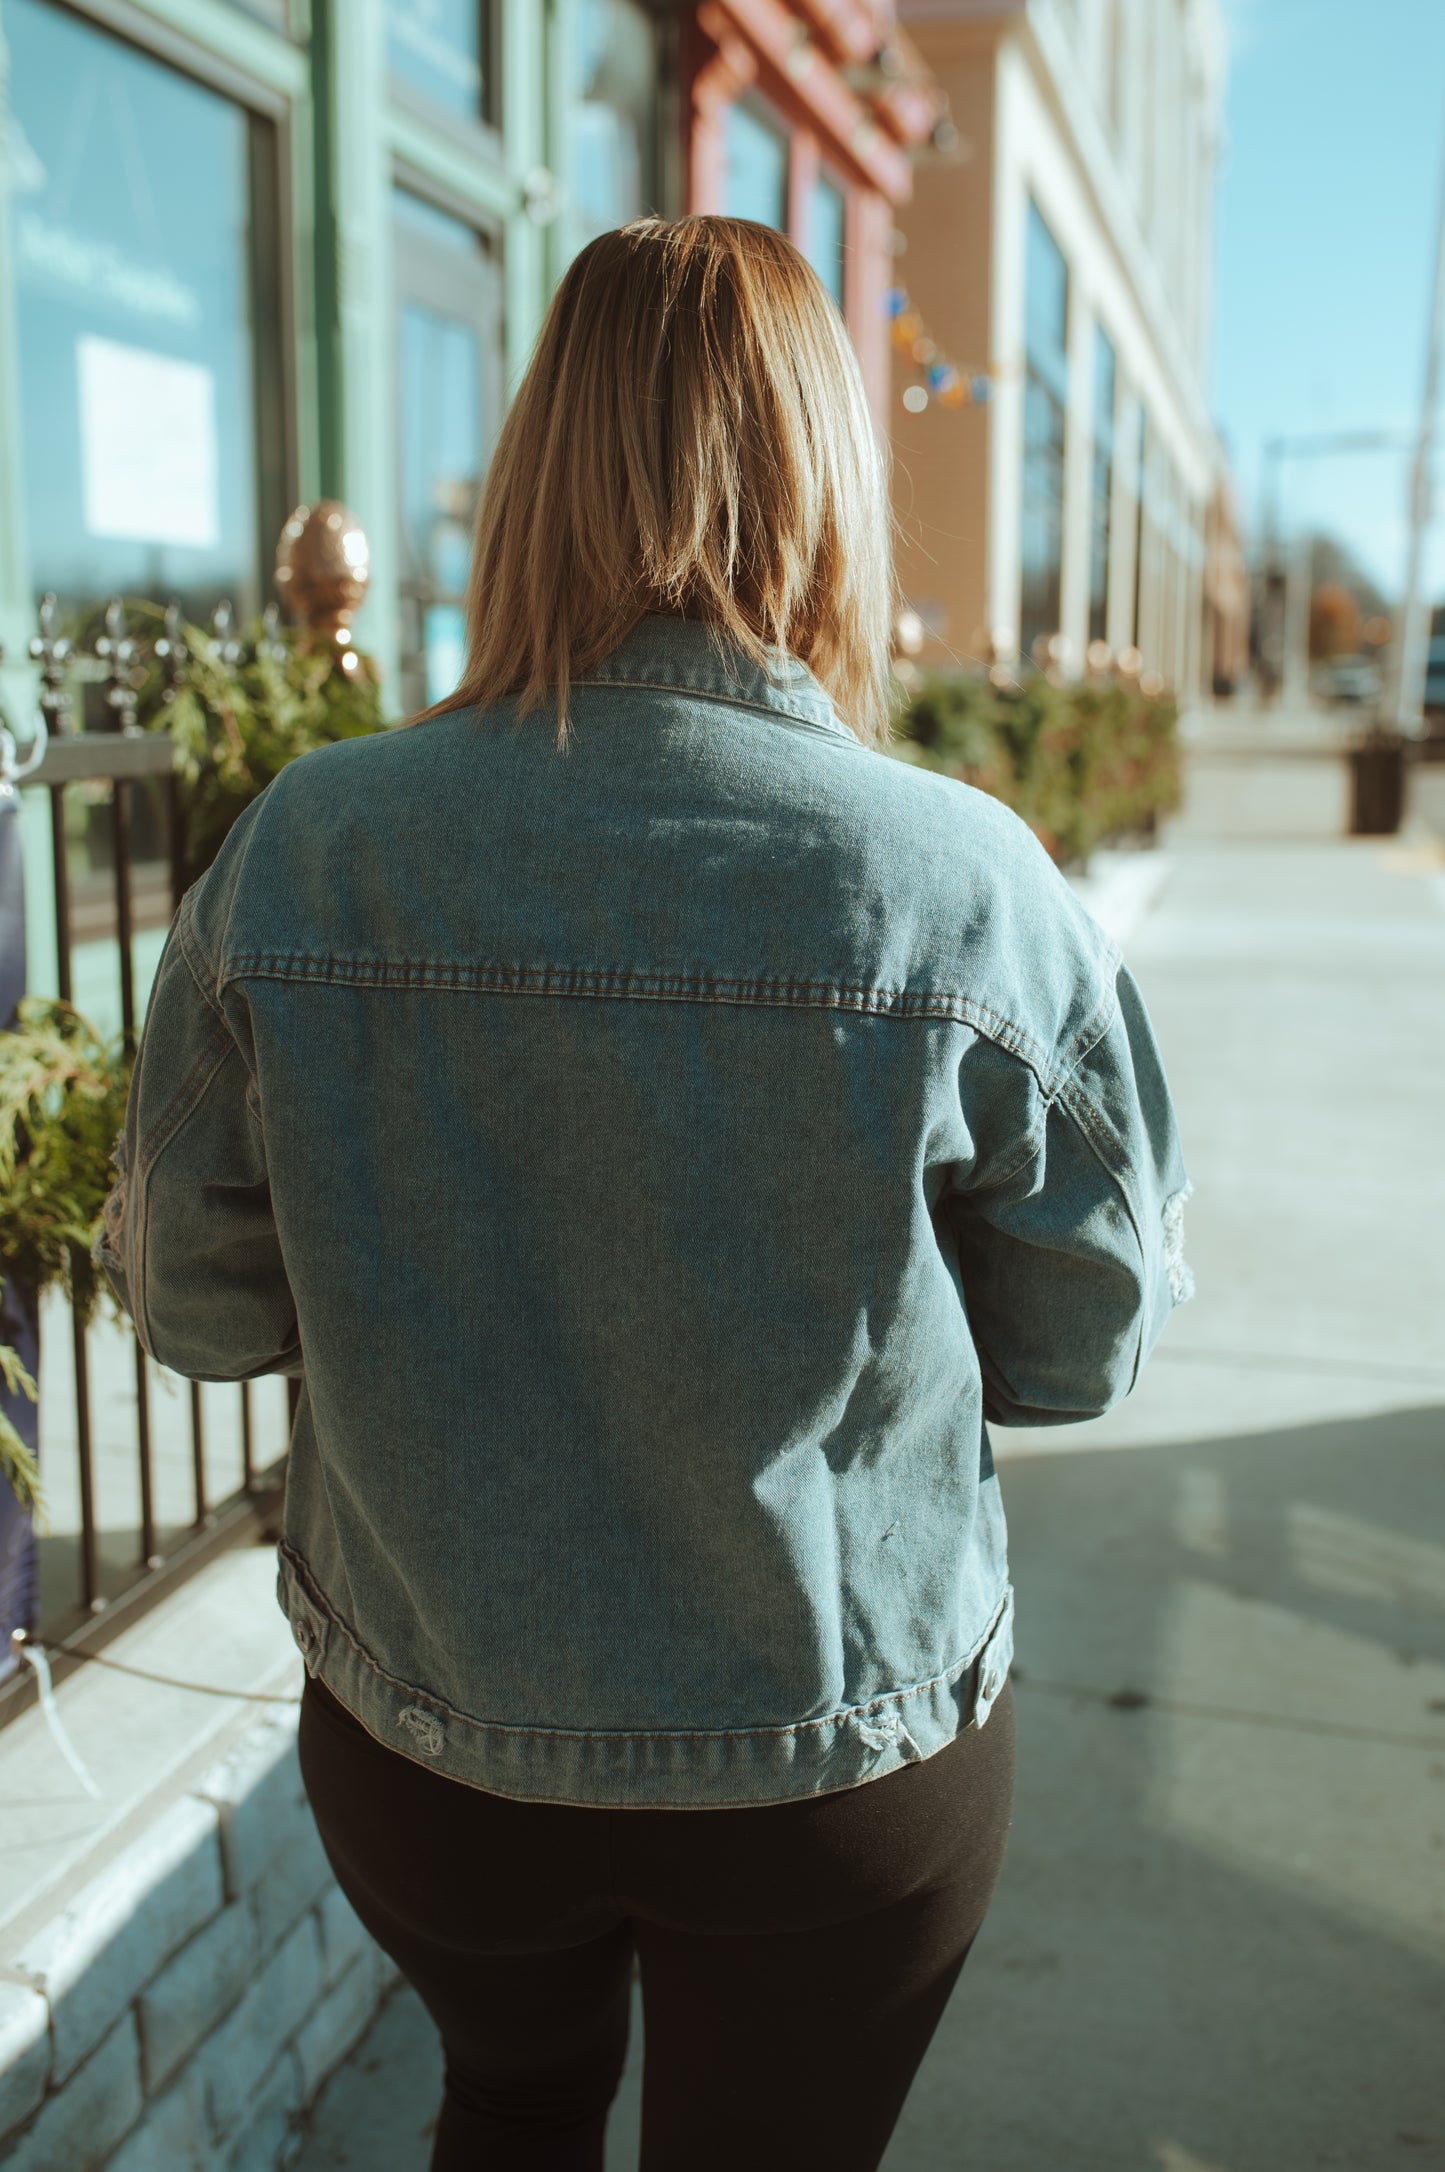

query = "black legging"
[{"left": 298, "top": 1670, "right": 1016, "bottom": 2171}]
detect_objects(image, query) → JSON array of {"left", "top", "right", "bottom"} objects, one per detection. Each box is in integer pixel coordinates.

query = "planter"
[{"left": 1348, "top": 735, "right": 1405, "bottom": 836}]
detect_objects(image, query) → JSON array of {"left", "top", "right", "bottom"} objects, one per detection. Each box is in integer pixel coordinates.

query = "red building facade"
[{"left": 679, "top": 2, "right": 945, "bottom": 428}]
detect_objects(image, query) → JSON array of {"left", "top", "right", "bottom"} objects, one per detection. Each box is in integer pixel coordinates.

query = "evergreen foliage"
[
  {"left": 0, "top": 999, "right": 132, "bottom": 1526},
  {"left": 891, "top": 670, "right": 1183, "bottom": 869},
  {"left": 1, "top": 609, "right": 387, "bottom": 1513},
  {"left": 112, "top": 601, "right": 388, "bottom": 889}
]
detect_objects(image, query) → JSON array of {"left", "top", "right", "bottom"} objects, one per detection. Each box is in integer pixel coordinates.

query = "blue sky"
[{"left": 1211, "top": 0, "right": 1445, "bottom": 596}]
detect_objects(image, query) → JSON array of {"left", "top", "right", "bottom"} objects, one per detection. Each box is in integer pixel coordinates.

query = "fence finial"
[
  {"left": 274, "top": 501, "right": 371, "bottom": 676},
  {"left": 95, "top": 599, "right": 141, "bottom": 736},
  {"left": 28, "top": 595, "right": 73, "bottom": 736}
]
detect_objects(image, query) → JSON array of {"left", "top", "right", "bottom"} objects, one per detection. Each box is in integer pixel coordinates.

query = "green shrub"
[
  {"left": 0, "top": 998, "right": 132, "bottom": 1523},
  {"left": 1, "top": 608, "right": 387, "bottom": 1513},
  {"left": 104, "top": 600, "right": 388, "bottom": 890},
  {"left": 890, "top": 669, "right": 1182, "bottom": 869}
]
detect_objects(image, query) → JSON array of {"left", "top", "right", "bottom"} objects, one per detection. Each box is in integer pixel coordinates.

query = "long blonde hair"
[{"left": 420, "top": 215, "right": 896, "bottom": 749}]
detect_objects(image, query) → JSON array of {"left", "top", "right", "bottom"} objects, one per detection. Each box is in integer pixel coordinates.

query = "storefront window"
[
  {"left": 722, "top": 96, "right": 788, "bottom": 230},
  {"left": 1107, "top": 0, "right": 1127, "bottom": 144},
  {"left": 4, "top": 0, "right": 275, "bottom": 624},
  {"left": 1019, "top": 198, "right": 1068, "bottom": 667},
  {"left": 571, "top": 0, "right": 659, "bottom": 242},
  {"left": 1089, "top": 327, "right": 1116, "bottom": 644},
  {"left": 1132, "top": 405, "right": 1148, "bottom": 649},
  {"left": 386, "top": 0, "right": 489, "bottom": 127},
  {"left": 807, "top": 173, "right": 846, "bottom": 305},
  {"left": 1157, "top": 451, "right": 1179, "bottom": 686},
  {"left": 393, "top": 188, "right": 501, "bottom": 714}
]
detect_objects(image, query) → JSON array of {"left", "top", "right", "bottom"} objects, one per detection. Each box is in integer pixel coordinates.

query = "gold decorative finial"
[{"left": 274, "top": 500, "right": 371, "bottom": 673}]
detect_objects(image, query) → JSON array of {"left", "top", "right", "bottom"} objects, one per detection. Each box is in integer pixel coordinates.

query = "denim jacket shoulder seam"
[
  {"left": 218, "top": 785, "right": 273, "bottom": 968},
  {"left": 1048, "top": 962, "right": 1129, "bottom": 1182},
  {"left": 136, "top": 1012, "right": 235, "bottom": 1174},
  {"left": 132, "top": 1027, "right": 241, "bottom": 1362},
  {"left": 1054, "top": 1064, "right": 1130, "bottom": 1186},
  {"left": 176, "top": 890, "right": 227, "bottom": 1027},
  {"left": 132, "top": 1124, "right": 158, "bottom": 1361},
  {"left": 978, "top": 1102, "right": 1049, "bottom": 1193},
  {"left": 181, "top": 784, "right": 275, "bottom": 1009},
  {"left": 952, "top": 991, "right": 1117, "bottom": 1197},
  {"left": 1050, "top": 970, "right": 1121, "bottom": 1088},
  {"left": 1050, "top": 1070, "right": 1151, "bottom": 1393}
]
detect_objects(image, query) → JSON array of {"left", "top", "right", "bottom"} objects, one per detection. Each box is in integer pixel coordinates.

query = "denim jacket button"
[{"left": 292, "top": 1615, "right": 325, "bottom": 1675}]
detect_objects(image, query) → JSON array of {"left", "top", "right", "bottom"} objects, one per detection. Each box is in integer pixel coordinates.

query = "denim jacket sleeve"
[
  {"left": 95, "top": 800, "right": 301, "bottom": 1381},
  {"left": 945, "top": 959, "right": 1194, "bottom": 1428}
]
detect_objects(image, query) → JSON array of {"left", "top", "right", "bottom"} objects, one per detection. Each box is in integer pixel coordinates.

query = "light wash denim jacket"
[{"left": 98, "top": 614, "right": 1192, "bottom": 1809}]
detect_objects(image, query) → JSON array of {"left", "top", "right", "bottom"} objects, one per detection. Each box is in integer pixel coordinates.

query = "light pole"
[
  {"left": 1386, "top": 99, "right": 1445, "bottom": 738},
  {"left": 1260, "top": 431, "right": 1413, "bottom": 709}
]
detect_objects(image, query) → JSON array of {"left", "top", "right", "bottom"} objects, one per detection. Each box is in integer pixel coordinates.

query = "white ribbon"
[{"left": 13, "top": 1634, "right": 101, "bottom": 1799}]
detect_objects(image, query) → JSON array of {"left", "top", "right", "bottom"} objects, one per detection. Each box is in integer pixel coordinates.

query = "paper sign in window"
[{"left": 77, "top": 335, "right": 220, "bottom": 550}]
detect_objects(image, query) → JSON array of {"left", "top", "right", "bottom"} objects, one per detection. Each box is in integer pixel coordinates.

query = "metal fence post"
[
  {"left": 0, "top": 515, "right": 366, "bottom": 1721},
  {"left": 0, "top": 664, "right": 45, "bottom": 1678}
]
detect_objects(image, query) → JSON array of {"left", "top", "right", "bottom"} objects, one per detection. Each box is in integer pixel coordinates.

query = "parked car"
[{"left": 1422, "top": 632, "right": 1445, "bottom": 717}]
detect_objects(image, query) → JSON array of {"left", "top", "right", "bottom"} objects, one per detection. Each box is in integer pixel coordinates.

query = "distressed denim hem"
[
  {"left": 276, "top": 1544, "right": 1014, "bottom": 1811},
  {"left": 1163, "top": 1178, "right": 1196, "bottom": 1305}
]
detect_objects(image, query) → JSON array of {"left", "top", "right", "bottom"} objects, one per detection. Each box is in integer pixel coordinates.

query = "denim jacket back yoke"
[{"left": 99, "top": 614, "right": 1192, "bottom": 1809}]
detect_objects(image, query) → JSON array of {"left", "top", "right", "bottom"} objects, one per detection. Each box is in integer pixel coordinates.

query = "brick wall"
[{"left": 0, "top": 1703, "right": 398, "bottom": 2172}]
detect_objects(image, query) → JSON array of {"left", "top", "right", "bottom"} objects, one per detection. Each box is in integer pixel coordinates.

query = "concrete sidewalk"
[{"left": 292, "top": 747, "right": 1445, "bottom": 2171}]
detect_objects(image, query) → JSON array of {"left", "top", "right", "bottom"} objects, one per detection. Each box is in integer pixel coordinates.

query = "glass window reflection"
[
  {"left": 393, "top": 189, "right": 500, "bottom": 712},
  {"left": 1020, "top": 199, "right": 1069, "bottom": 665},
  {"left": 1132, "top": 406, "right": 1148, "bottom": 648},
  {"left": 386, "top": 0, "right": 488, "bottom": 126},
  {"left": 808, "top": 174, "right": 846, "bottom": 305},
  {"left": 571, "top": 0, "right": 658, "bottom": 242},
  {"left": 4, "top": 0, "right": 271, "bottom": 622},
  {"left": 723, "top": 98, "right": 788, "bottom": 231},
  {"left": 1089, "top": 328, "right": 1117, "bottom": 644}
]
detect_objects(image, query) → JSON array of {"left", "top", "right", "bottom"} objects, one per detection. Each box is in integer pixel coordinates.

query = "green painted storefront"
[{"left": 0, "top": 0, "right": 674, "bottom": 1003}]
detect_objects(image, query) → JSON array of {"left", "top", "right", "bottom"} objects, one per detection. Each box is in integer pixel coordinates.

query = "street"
[{"left": 292, "top": 735, "right": 1445, "bottom": 2172}]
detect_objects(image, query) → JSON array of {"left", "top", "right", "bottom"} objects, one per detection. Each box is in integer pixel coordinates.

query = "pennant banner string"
[{"left": 886, "top": 286, "right": 994, "bottom": 412}]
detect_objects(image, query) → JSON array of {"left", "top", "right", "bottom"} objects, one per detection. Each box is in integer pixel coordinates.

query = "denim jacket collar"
[{"left": 573, "top": 612, "right": 855, "bottom": 743}]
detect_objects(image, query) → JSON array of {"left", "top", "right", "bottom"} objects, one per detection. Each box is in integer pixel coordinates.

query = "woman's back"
[{"left": 115, "top": 610, "right": 1183, "bottom": 1807}]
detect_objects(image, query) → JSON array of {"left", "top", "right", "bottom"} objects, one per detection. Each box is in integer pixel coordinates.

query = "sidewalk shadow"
[
  {"left": 886, "top": 1403, "right": 1445, "bottom": 2171},
  {"left": 294, "top": 1405, "right": 1444, "bottom": 2172}
]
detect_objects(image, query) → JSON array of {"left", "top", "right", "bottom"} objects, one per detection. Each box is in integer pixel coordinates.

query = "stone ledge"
[
  {"left": 0, "top": 1542, "right": 302, "bottom": 1962},
  {"left": 0, "top": 1547, "right": 392, "bottom": 2171},
  {"left": 136, "top": 1898, "right": 260, "bottom": 2097},
  {"left": 294, "top": 1949, "right": 389, "bottom": 2102},
  {"left": 0, "top": 1982, "right": 50, "bottom": 2141},
  {"left": 3, "top": 2011, "right": 143, "bottom": 2172},
  {"left": 197, "top": 1914, "right": 326, "bottom": 2143},
  {"left": 14, "top": 1797, "right": 223, "bottom": 2086},
  {"left": 193, "top": 1705, "right": 310, "bottom": 1902}
]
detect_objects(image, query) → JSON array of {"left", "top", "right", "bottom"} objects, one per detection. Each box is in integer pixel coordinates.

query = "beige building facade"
[{"left": 893, "top": 0, "right": 1224, "bottom": 698}]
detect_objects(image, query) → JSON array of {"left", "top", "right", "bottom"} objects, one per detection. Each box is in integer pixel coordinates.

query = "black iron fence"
[{"left": 0, "top": 604, "right": 296, "bottom": 1727}]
